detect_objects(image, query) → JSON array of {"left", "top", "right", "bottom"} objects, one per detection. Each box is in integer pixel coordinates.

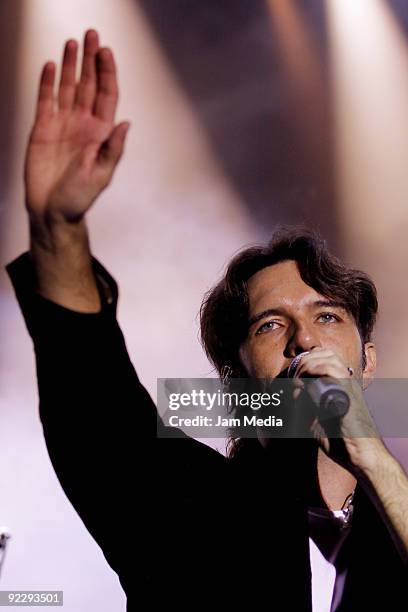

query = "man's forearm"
[
  {"left": 23, "top": 30, "right": 128, "bottom": 315},
  {"left": 359, "top": 444, "right": 408, "bottom": 566},
  {"left": 29, "top": 213, "right": 101, "bottom": 312}
]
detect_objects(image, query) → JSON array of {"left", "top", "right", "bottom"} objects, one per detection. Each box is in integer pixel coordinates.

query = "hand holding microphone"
[
  {"left": 287, "top": 351, "right": 351, "bottom": 424},
  {"left": 284, "top": 349, "right": 381, "bottom": 470}
]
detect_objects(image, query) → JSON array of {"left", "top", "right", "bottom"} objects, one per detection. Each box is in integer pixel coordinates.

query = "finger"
[
  {"left": 309, "top": 417, "right": 320, "bottom": 433},
  {"left": 97, "top": 121, "right": 130, "bottom": 168},
  {"left": 35, "top": 62, "right": 56, "bottom": 119},
  {"left": 296, "top": 359, "right": 332, "bottom": 377},
  {"left": 58, "top": 39, "right": 78, "bottom": 110},
  {"left": 75, "top": 29, "right": 99, "bottom": 111},
  {"left": 94, "top": 47, "right": 118, "bottom": 122},
  {"left": 296, "top": 360, "right": 345, "bottom": 381},
  {"left": 294, "top": 351, "right": 337, "bottom": 377}
]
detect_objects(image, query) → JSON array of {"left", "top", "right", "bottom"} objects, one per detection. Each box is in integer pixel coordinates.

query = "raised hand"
[{"left": 25, "top": 29, "right": 129, "bottom": 223}]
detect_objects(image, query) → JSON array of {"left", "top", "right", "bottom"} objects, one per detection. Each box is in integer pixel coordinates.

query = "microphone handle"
[{"left": 306, "top": 378, "right": 350, "bottom": 422}]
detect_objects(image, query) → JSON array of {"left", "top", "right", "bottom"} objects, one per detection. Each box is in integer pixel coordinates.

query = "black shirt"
[{"left": 6, "top": 253, "right": 407, "bottom": 611}]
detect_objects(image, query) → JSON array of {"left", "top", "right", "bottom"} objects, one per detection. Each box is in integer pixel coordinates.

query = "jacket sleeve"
[
  {"left": 6, "top": 253, "right": 163, "bottom": 575},
  {"left": 5, "top": 252, "right": 225, "bottom": 594},
  {"left": 7, "top": 253, "right": 225, "bottom": 593}
]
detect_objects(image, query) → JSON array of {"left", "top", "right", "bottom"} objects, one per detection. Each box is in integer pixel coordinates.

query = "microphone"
[{"left": 287, "top": 352, "right": 350, "bottom": 423}]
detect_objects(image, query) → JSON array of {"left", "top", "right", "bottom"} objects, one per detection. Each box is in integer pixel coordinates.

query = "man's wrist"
[
  {"left": 356, "top": 440, "right": 398, "bottom": 486},
  {"left": 27, "top": 210, "right": 101, "bottom": 312},
  {"left": 29, "top": 211, "right": 88, "bottom": 253}
]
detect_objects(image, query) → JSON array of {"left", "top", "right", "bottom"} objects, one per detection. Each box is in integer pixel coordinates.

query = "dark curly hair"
[{"left": 199, "top": 226, "right": 378, "bottom": 456}]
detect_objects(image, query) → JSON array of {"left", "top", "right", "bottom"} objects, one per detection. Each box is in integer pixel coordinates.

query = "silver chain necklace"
[{"left": 338, "top": 490, "right": 355, "bottom": 529}]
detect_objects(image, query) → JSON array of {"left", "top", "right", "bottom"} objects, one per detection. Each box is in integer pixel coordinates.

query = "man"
[{"left": 6, "top": 30, "right": 408, "bottom": 611}]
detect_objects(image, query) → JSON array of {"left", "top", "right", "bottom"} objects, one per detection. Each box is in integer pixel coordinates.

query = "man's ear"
[{"left": 362, "top": 342, "right": 376, "bottom": 389}]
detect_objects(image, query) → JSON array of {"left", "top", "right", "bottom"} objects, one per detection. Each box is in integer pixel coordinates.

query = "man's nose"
[{"left": 284, "top": 323, "right": 320, "bottom": 358}]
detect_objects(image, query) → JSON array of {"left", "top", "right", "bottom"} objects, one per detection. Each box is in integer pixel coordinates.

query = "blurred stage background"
[{"left": 0, "top": 0, "right": 408, "bottom": 609}]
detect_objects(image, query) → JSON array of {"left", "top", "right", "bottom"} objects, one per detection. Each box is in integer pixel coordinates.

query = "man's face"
[{"left": 239, "top": 260, "right": 376, "bottom": 384}]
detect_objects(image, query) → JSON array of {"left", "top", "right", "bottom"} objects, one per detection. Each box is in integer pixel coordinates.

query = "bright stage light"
[
  {"left": 267, "top": 0, "right": 326, "bottom": 160},
  {"left": 266, "top": 0, "right": 337, "bottom": 242},
  {"left": 327, "top": 0, "right": 408, "bottom": 247},
  {"left": 326, "top": 0, "right": 408, "bottom": 375}
]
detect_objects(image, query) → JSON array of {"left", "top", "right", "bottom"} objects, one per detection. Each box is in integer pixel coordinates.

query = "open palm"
[{"left": 25, "top": 30, "right": 129, "bottom": 222}]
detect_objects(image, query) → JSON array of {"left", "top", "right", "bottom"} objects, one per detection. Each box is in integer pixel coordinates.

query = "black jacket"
[{"left": 6, "top": 253, "right": 407, "bottom": 611}]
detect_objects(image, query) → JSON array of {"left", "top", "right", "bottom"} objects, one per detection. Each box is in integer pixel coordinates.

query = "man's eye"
[
  {"left": 318, "top": 312, "right": 340, "bottom": 323},
  {"left": 255, "top": 321, "right": 280, "bottom": 335}
]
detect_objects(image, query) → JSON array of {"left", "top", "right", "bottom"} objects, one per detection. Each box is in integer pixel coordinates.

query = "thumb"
[{"left": 98, "top": 121, "right": 130, "bottom": 168}]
